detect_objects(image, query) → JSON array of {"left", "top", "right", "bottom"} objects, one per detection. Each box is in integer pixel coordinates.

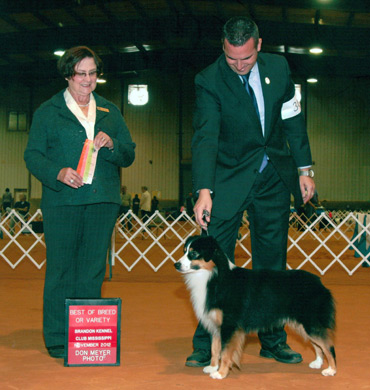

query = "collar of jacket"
[
  {"left": 218, "top": 52, "right": 269, "bottom": 94},
  {"left": 218, "top": 54, "right": 262, "bottom": 131},
  {"left": 219, "top": 53, "right": 273, "bottom": 139},
  {"left": 51, "top": 90, "right": 111, "bottom": 126}
]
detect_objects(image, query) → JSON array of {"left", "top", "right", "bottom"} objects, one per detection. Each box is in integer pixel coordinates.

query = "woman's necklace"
[{"left": 78, "top": 102, "right": 90, "bottom": 107}]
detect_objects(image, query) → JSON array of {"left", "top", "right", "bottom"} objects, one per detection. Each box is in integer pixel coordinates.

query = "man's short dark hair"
[
  {"left": 57, "top": 46, "right": 103, "bottom": 79},
  {"left": 222, "top": 16, "right": 259, "bottom": 47}
]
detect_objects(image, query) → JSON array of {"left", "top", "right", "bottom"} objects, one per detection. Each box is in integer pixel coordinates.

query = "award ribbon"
[{"left": 77, "top": 139, "right": 98, "bottom": 184}]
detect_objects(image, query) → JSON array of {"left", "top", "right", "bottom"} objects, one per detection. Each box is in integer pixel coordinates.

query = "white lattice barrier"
[
  {"left": 1, "top": 209, "right": 369, "bottom": 275},
  {"left": 0, "top": 209, "right": 46, "bottom": 269},
  {"left": 113, "top": 210, "right": 200, "bottom": 272},
  {"left": 287, "top": 211, "right": 370, "bottom": 275}
]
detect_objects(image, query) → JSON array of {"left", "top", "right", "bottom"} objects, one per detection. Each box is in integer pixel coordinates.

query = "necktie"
[
  {"left": 242, "top": 73, "right": 268, "bottom": 173},
  {"left": 242, "top": 73, "right": 260, "bottom": 120}
]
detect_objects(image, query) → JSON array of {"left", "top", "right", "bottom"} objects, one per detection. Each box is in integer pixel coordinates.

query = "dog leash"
[{"left": 201, "top": 210, "right": 210, "bottom": 236}]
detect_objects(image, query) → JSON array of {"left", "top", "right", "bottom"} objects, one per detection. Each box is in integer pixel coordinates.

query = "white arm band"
[{"left": 281, "top": 95, "right": 301, "bottom": 120}]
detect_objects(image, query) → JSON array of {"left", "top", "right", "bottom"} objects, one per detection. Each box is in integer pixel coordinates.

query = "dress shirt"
[
  {"left": 239, "top": 63, "right": 265, "bottom": 135},
  {"left": 239, "top": 65, "right": 310, "bottom": 171},
  {"left": 64, "top": 89, "right": 96, "bottom": 140}
]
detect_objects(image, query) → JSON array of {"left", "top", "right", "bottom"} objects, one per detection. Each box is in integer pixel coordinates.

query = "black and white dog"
[{"left": 174, "top": 235, "right": 336, "bottom": 379}]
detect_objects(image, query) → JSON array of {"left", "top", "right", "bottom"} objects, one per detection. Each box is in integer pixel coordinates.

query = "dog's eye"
[{"left": 188, "top": 250, "right": 199, "bottom": 260}]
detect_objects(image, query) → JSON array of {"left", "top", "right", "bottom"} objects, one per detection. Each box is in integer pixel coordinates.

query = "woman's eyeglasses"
[{"left": 74, "top": 70, "right": 98, "bottom": 79}]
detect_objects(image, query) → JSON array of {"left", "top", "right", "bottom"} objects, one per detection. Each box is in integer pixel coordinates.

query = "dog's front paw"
[
  {"left": 203, "top": 365, "right": 218, "bottom": 374},
  {"left": 321, "top": 367, "right": 336, "bottom": 377},
  {"left": 210, "top": 371, "right": 225, "bottom": 380},
  {"left": 309, "top": 356, "right": 323, "bottom": 369}
]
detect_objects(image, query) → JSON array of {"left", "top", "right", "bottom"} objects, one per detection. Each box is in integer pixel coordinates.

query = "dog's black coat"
[
  {"left": 175, "top": 235, "right": 337, "bottom": 378},
  {"left": 188, "top": 235, "right": 335, "bottom": 340}
]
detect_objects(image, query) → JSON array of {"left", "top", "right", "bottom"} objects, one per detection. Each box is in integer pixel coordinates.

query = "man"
[
  {"left": 132, "top": 194, "right": 140, "bottom": 216},
  {"left": 120, "top": 185, "right": 132, "bottom": 231},
  {"left": 140, "top": 186, "right": 151, "bottom": 222},
  {"left": 187, "top": 16, "right": 315, "bottom": 367},
  {"left": 9, "top": 194, "right": 30, "bottom": 235},
  {"left": 2, "top": 188, "right": 13, "bottom": 212},
  {"left": 151, "top": 196, "right": 159, "bottom": 214}
]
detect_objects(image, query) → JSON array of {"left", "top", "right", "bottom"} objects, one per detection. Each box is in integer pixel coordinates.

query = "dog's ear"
[
  {"left": 189, "top": 236, "right": 219, "bottom": 261},
  {"left": 184, "top": 235, "right": 225, "bottom": 262},
  {"left": 184, "top": 235, "right": 200, "bottom": 252},
  {"left": 201, "top": 236, "right": 230, "bottom": 268}
]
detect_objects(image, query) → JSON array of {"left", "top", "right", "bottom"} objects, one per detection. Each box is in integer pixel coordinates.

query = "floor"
[{"left": 1, "top": 259, "right": 369, "bottom": 390}]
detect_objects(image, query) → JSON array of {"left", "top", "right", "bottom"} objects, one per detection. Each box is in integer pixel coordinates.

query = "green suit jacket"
[
  {"left": 24, "top": 90, "right": 135, "bottom": 208},
  {"left": 192, "top": 52, "right": 312, "bottom": 219}
]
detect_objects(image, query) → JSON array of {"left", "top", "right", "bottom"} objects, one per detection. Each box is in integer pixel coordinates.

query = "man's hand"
[
  {"left": 300, "top": 176, "right": 315, "bottom": 204},
  {"left": 193, "top": 189, "right": 212, "bottom": 229}
]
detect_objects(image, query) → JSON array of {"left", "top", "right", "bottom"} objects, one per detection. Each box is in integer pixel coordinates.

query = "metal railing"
[{"left": 1, "top": 208, "right": 369, "bottom": 275}]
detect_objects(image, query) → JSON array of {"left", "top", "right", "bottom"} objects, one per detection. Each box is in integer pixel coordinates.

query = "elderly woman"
[{"left": 24, "top": 46, "right": 135, "bottom": 358}]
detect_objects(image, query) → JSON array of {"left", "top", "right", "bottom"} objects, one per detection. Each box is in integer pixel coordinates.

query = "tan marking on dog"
[
  {"left": 287, "top": 322, "right": 307, "bottom": 339},
  {"left": 210, "top": 334, "right": 221, "bottom": 368},
  {"left": 308, "top": 335, "right": 337, "bottom": 376},
  {"left": 212, "top": 329, "right": 246, "bottom": 379},
  {"left": 192, "top": 259, "right": 215, "bottom": 271},
  {"left": 289, "top": 322, "right": 336, "bottom": 375},
  {"left": 209, "top": 309, "right": 223, "bottom": 327}
]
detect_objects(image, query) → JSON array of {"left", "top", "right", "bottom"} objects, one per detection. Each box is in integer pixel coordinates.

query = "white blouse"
[{"left": 64, "top": 89, "right": 96, "bottom": 140}]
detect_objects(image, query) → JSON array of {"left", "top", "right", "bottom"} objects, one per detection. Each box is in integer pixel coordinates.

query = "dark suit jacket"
[
  {"left": 24, "top": 90, "right": 135, "bottom": 208},
  {"left": 192, "top": 52, "right": 312, "bottom": 220}
]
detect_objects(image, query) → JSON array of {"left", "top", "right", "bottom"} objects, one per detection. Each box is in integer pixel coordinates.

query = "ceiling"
[{"left": 0, "top": 0, "right": 369, "bottom": 85}]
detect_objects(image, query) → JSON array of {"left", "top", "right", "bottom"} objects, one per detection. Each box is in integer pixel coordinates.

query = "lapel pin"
[{"left": 265, "top": 77, "right": 270, "bottom": 85}]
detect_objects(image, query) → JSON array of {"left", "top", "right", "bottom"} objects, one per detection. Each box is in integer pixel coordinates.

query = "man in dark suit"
[{"left": 187, "top": 16, "right": 315, "bottom": 367}]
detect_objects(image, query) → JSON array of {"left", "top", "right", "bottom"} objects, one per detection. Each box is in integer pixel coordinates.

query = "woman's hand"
[
  {"left": 94, "top": 131, "right": 113, "bottom": 150},
  {"left": 57, "top": 168, "right": 84, "bottom": 188}
]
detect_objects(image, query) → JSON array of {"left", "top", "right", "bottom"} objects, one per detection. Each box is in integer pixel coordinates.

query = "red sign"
[{"left": 65, "top": 299, "right": 121, "bottom": 366}]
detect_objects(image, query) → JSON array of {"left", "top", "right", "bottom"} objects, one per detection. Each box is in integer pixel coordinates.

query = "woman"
[{"left": 24, "top": 46, "right": 135, "bottom": 358}]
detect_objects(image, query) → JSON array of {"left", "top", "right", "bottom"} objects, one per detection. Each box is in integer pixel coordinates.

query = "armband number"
[{"left": 281, "top": 96, "right": 301, "bottom": 120}]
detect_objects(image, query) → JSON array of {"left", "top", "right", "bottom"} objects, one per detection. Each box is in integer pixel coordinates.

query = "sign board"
[{"left": 64, "top": 298, "right": 121, "bottom": 367}]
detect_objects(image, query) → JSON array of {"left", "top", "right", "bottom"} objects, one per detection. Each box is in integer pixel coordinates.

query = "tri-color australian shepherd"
[{"left": 174, "top": 235, "right": 336, "bottom": 379}]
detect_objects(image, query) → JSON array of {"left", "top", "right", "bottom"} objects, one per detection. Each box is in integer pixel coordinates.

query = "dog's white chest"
[{"left": 185, "top": 271, "right": 218, "bottom": 335}]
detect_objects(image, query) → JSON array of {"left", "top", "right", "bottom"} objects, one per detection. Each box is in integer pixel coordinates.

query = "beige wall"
[
  {"left": 0, "top": 70, "right": 369, "bottom": 208},
  {"left": 0, "top": 84, "right": 32, "bottom": 202},
  {"left": 122, "top": 71, "right": 181, "bottom": 200},
  {"left": 306, "top": 77, "right": 370, "bottom": 202}
]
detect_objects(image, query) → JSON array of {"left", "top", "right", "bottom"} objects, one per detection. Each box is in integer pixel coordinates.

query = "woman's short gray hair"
[{"left": 57, "top": 46, "right": 103, "bottom": 79}]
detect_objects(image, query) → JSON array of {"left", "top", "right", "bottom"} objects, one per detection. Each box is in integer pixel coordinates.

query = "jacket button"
[{"left": 93, "top": 189, "right": 97, "bottom": 193}]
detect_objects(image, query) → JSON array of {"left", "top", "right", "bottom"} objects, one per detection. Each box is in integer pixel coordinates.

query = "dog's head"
[{"left": 174, "top": 235, "right": 223, "bottom": 274}]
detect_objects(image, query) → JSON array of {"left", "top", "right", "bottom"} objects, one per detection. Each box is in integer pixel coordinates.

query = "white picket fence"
[{"left": 1, "top": 208, "right": 369, "bottom": 275}]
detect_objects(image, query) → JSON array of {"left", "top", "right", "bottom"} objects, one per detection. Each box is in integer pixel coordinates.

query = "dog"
[{"left": 174, "top": 235, "right": 336, "bottom": 379}]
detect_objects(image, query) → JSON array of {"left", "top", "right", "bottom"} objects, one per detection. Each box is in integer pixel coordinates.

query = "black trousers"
[
  {"left": 42, "top": 203, "right": 119, "bottom": 347},
  {"left": 192, "top": 162, "right": 291, "bottom": 350}
]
